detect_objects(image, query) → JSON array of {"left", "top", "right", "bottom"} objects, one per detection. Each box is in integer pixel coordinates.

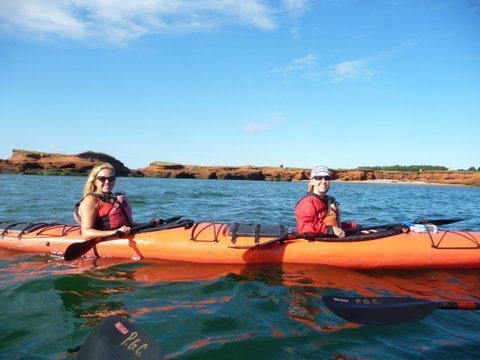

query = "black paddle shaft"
[
  {"left": 354, "top": 218, "right": 464, "bottom": 232},
  {"left": 414, "top": 218, "right": 464, "bottom": 225},
  {"left": 436, "top": 301, "right": 480, "bottom": 310}
]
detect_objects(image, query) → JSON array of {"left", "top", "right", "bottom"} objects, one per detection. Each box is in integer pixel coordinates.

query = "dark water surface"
[{"left": 1, "top": 175, "right": 480, "bottom": 359}]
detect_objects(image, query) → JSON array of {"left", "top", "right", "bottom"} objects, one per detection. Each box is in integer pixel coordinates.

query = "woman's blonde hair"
[
  {"left": 308, "top": 183, "right": 314, "bottom": 193},
  {"left": 83, "top": 163, "right": 115, "bottom": 197}
]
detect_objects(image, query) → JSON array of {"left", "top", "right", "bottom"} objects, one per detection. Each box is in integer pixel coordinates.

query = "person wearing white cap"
[{"left": 295, "top": 166, "right": 355, "bottom": 238}]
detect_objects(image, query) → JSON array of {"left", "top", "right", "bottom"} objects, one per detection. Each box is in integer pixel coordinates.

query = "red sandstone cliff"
[
  {"left": 140, "top": 162, "right": 480, "bottom": 186},
  {"left": 139, "top": 162, "right": 309, "bottom": 181},
  {"left": 335, "top": 169, "right": 480, "bottom": 186},
  {"left": 1, "top": 150, "right": 479, "bottom": 186},
  {"left": 0, "top": 150, "right": 130, "bottom": 176}
]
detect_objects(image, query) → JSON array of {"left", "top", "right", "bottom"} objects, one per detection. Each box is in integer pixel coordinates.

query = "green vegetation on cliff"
[
  {"left": 355, "top": 165, "right": 449, "bottom": 172},
  {"left": 12, "top": 149, "right": 49, "bottom": 155}
]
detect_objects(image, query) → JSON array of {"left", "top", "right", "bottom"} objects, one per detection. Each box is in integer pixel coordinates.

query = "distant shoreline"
[
  {"left": 333, "top": 179, "right": 466, "bottom": 187},
  {"left": 1, "top": 149, "right": 479, "bottom": 187},
  {"left": 0, "top": 173, "right": 472, "bottom": 188}
]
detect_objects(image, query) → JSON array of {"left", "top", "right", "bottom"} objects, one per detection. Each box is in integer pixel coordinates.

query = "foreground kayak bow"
[{"left": 322, "top": 295, "right": 480, "bottom": 325}]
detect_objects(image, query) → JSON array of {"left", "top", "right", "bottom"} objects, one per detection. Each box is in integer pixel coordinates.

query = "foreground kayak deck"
[{"left": 1, "top": 221, "right": 480, "bottom": 269}]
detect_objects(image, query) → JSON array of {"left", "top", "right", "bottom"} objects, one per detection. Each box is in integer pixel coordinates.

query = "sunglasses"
[
  {"left": 97, "top": 176, "right": 116, "bottom": 183},
  {"left": 313, "top": 176, "right": 331, "bottom": 181}
]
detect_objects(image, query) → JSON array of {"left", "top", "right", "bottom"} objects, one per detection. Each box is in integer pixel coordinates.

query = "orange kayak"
[{"left": 1, "top": 220, "right": 479, "bottom": 269}]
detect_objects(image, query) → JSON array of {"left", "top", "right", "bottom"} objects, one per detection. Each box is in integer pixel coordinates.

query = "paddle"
[
  {"left": 353, "top": 218, "right": 465, "bottom": 232},
  {"left": 413, "top": 218, "right": 464, "bottom": 225},
  {"left": 322, "top": 295, "right": 480, "bottom": 325},
  {"left": 78, "top": 314, "right": 164, "bottom": 359},
  {"left": 64, "top": 221, "right": 156, "bottom": 261}
]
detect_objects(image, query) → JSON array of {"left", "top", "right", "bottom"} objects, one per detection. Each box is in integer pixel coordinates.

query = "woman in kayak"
[
  {"left": 295, "top": 166, "right": 355, "bottom": 238},
  {"left": 74, "top": 163, "right": 133, "bottom": 240}
]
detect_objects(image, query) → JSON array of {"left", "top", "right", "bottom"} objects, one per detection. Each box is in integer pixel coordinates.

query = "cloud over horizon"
[{"left": 0, "top": 0, "right": 309, "bottom": 45}]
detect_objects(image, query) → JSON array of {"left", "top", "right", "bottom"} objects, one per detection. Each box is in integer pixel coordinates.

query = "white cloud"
[
  {"left": 272, "top": 53, "right": 317, "bottom": 75},
  {"left": 0, "top": 1, "right": 87, "bottom": 39},
  {"left": 275, "top": 53, "right": 375, "bottom": 82},
  {"left": 244, "top": 115, "right": 282, "bottom": 133},
  {"left": 327, "top": 41, "right": 418, "bottom": 83},
  {"left": 274, "top": 39, "right": 420, "bottom": 83},
  {"left": 329, "top": 58, "right": 374, "bottom": 83},
  {"left": 282, "top": 0, "right": 309, "bottom": 12},
  {"left": 0, "top": 0, "right": 310, "bottom": 45}
]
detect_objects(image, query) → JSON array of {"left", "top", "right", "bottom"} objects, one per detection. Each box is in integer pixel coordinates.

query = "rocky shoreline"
[{"left": 1, "top": 149, "right": 479, "bottom": 186}]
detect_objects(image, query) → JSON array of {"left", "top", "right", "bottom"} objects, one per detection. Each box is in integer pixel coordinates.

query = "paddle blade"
[
  {"left": 78, "top": 315, "right": 163, "bottom": 359},
  {"left": 416, "top": 218, "right": 464, "bottom": 226},
  {"left": 64, "top": 239, "right": 97, "bottom": 261},
  {"left": 322, "top": 296, "right": 438, "bottom": 325}
]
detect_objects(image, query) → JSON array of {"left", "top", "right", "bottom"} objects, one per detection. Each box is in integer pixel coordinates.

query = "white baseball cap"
[{"left": 310, "top": 165, "right": 331, "bottom": 178}]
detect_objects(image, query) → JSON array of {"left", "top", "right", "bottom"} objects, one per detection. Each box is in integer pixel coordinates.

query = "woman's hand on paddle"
[
  {"left": 328, "top": 226, "right": 345, "bottom": 238},
  {"left": 116, "top": 225, "right": 131, "bottom": 236}
]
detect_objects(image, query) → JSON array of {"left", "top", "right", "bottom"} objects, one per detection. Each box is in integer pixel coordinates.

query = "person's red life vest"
[
  {"left": 295, "top": 192, "right": 356, "bottom": 235},
  {"left": 74, "top": 192, "right": 133, "bottom": 230},
  {"left": 295, "top": 193, "right": 341, "bottom": 234}
]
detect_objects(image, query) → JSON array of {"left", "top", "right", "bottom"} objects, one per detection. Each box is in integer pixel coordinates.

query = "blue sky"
[{"left": 0, "top": 0, "right": 479, "bottom": 170}]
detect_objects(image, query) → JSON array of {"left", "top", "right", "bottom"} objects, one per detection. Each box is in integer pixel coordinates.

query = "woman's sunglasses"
[
  {"left": 97, "top": 176, "right": 116, "bottom": 183},
  {"left": 313, "top": 176, "right": 331, "bottom": 181}
]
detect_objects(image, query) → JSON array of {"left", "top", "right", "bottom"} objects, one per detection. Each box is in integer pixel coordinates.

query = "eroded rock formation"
[
  {"left": 1, "top": 150, "right": 479, "bottom": 186},
  {"left": 0, "top": 150, "right": 130, "bottom": 176}
]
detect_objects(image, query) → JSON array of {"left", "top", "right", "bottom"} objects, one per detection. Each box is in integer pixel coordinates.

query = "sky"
[{"left": 0, "top": 0, "right": 479, "bottom": 170}]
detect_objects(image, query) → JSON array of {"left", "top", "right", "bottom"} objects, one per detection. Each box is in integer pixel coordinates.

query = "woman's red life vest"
[
  {"left": 295, "top": 193, "right": 340, "bottom": 234},
  {"left": 74, "top": 192, "right": 133, "bottom": 230}
]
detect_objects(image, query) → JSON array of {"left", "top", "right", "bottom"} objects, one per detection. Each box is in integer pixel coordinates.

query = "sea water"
[{"left": 1, "top": 175, "right": 480, "bottom": 359}]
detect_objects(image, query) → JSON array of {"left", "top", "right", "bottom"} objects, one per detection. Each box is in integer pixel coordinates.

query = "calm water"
[{"left": 1, "top": 175, "right": 480, "bottom": 359}]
